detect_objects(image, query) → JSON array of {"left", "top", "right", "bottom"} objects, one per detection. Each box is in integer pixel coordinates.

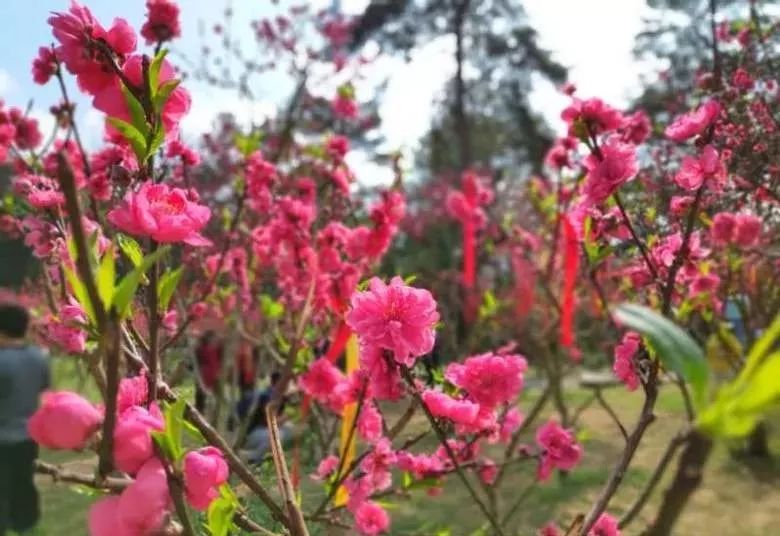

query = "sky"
[{"left": 0, "top": 0, "right": 660, "bottom": 185}]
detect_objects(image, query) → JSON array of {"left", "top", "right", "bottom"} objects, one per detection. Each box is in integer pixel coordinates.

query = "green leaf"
[
  {"left": 151, "top": 430, "right": 175, "bottom": 460},
  {"left": 234, "top": 130, "right": 264, "bottom": 156},
  {"left": 731, "top": 351, "right": 780, "bottom": 413},
  {"left": 120, "top": 84, "right": 149, "bottom": 137},
  {"left": 614, "top": 303, "right": 709, "bottom": 408},
  {"left": 260, "top": 294, "right": 284, "bottom": 320},
  {"left": 157, "top": 267, "right": 184, "bottom": 313},
  {"left": 148, "top": 49, "right": 168, "bottom": 98},
  {"left": 113, "top": 246, "right": 169, "bottom": 318},
  {"left": 63, "top": 265, "right": 96, "bottom": 326},
  {"left": 737, "top": 314, "right": 780, "bottom": 389},
  {"left": 96, "top": 245, "right": 116, "bottom": 311},
  {"left": 146, "top": 126, "right": 166, "bottom": 162},
  {"left": 117, "top": 234, "right": 143, "bottom": 268},
  {"left": 206, "top": 490, "right": 237, "bottom": 536},
  {"left": 153, "top": 79, "right": 180, "bottom": 113},
  {"left": 107, "top": 117, "right": 147, "bottom": 164},
  {"left": 163, "top": 398, "right": 187, "bottom": 461}
]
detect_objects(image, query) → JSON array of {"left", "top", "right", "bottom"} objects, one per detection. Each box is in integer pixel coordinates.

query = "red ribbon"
[{"left": 560, "top": 215, "right": 579, "bottom": 348}]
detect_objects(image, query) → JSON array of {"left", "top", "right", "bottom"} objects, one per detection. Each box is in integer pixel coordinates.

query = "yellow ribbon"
[{"left": 334, "top": 333, "right": 359, "bottom": 506}]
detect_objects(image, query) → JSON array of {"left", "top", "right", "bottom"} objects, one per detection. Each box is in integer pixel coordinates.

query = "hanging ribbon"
[
  {"left": 560, "top": 215, "right": 579, "bottom": 348},
  {"left": 463, "top": 215, "right": 478, "bottom": 323},
  {"left": 334, "top": 334, "right": 360, "bottom": 507}
]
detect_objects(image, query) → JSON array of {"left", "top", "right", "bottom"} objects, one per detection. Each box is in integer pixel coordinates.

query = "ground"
[{"left": 34, "top": 366, "right": 780, "bottom": 536}]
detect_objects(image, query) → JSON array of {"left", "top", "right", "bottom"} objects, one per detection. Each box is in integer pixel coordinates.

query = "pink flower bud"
[
  {"left": 28, "top": 391, "right": 102, "bottom": 450},
  {"left": 183, "top": 447, "right": 229, "bottom": 511},
  {"left": 113, "top": 405, "right": 164, "bottom": 474}
]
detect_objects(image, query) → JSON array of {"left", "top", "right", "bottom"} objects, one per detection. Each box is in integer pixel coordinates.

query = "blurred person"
[
  {"left": 194, "top": 330, "right": 222, "bottom": 414},
  {"left": 0, "top": 302, "right": 49, "bottom": 536},
  {"left": 236, "top": 372, "right": 293, "bottom": 464}
]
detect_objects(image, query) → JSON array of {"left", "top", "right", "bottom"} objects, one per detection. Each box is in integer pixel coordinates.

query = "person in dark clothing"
[
  {"left": 194, "top": 331, "right": 222, "bottom": 414},
  {"left": 236, "top": 372, "right": 290, "bottom": 463},
  {"left": 0, "top": 302, "right": 49, "bottom": 536}
]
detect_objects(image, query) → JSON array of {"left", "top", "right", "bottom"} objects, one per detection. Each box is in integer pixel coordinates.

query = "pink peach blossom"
[
  {"left": 347, "top": 277, "right": 439, "bottom": 366},
  {"left": 107, "top": 182, "right": 211, "bottom": 246},
  {"left": 535, "top": 420, "right": 583, "bottom": 481},
  {"left": 665, "top": 99, "right": 720, "bottom": 142},
  {"left": 445, "top": 351, "right": 528, "bottom": 409},
  {"left": 113, "top": 404, "right": 165, "bottom": 474},
  {"left": 353, "top": 501, "right": 390, "bottom": 536}
]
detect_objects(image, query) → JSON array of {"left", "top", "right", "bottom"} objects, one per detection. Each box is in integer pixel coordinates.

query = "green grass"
[{"left": 30, "top": 369, "right": 780, "bottom": 535}]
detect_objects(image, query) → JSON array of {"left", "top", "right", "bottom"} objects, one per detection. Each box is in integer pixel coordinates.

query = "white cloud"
[{"left": 0, "top": 68, "right": 17, "bottom": 98}]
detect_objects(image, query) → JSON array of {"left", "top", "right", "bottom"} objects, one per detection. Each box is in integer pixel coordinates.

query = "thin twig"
[
  {"left": 399, "top": 364, "right": 507, "bottom": 536},
  {"left": 267, "top": 408, "right": 309, "bottom": 536}
]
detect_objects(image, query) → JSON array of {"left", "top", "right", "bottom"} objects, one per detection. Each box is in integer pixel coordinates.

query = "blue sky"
[{"left": 0, "top": 0, "right": 659, "bottom": 185}]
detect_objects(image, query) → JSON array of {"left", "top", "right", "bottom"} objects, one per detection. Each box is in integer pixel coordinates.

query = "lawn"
[{"left": 34, "top": 365, "right": 780, "bottom": 535}]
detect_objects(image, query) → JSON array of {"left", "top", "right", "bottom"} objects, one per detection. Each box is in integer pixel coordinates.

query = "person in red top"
[
  {"left": 194, "top": 330, "right": 222, "bottom": 414},
  {"left": 235, "top": 343, "right": 259, "bottom": 396}
]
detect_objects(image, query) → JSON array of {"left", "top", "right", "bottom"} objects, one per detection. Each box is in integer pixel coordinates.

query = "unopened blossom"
[
  {"left": 478, "top": 458, "right": 498, "bottom": 485},
  {"left": 107, "top": 182, "right": 211, "bottom": 246},
  {"left": 28, "top": 391, "right": 102, "bottom": 450},
  {"left": 613, "top": 332, "right": 641, "bottom": 391},
  {"left": 140, "top": 0, "right": 181, "bottom": 44},
  {"left": 535, "top": 420, "right": 583, "bottom": 481},
  {"left": 664, "top": 99, "right": 720, "bottom": 142},
  {"left": 32, "top": 46, "right": 58, "bottom": 85},
  {"left": 117, "top": 458, "right": 171, "bottom": 534},
  {"left": 113, "top": 404, "right": 165, "bottom": 474},
  {"left": 183, "top": 447, "right": 229, "bottom": 511},
  {"left": 422, "top": 389, "right": 480, "bottom": 426},
  {"left": 590, "top": 513, "right": 621, "bottom": 536},
  {"left": 445, "top": 351, "right": 528, "bottom": 409},
  {"left": 347, "top": 277, "right": 439, "bottom": 366},
  {"left": 311, "top": 455, "right": 340, "bottom": 481}
]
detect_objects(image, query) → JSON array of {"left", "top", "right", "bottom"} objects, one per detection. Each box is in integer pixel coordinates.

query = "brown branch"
[
  {"left": 267, "top": 408, "right": 309, "bottom": 536},
  {"left": 642, "top": 430, "right": 713, "bottom": 536},
  {"left": 579, "top": 370, "right": 658, "bottom": 535},
  {"left": 158, "top": 447, "right": 197, "bottom": 536},
  {"left": 98, "top": 315, "right": 121, "bottom": 477},
  {"left": 619, "top": 430, "right": 688, "bottom": 529},
  {"left": 56, "top": 153, "right": 108, "bottom": 395},
  {"left": 595, "top": 389, "right": 628, "bottom": 441},
  {"left": 613, "top": 192, "right": 659, "bottom": 283},
  {"left": 35, "top": 460, "right": 130, "bottom": 492},
  {"left": 147, "top": 242, "right": 161, "bottom": 403}
]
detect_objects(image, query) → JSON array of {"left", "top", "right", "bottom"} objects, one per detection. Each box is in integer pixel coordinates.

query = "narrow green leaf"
[
  {"left": 151, "top": 430, "right": 176, "bottom": 461},
  {"left": 148, "top": 49, "right": 168, "bottom": 98},
  {"left": 113, "top": 246, "right": 170, "bottom": 318},
  {"left": 614, "top": 303, "right": 709, "bottom": 408},
  {"left": 96, "top": 245, "right": 116, "bottom": 310},
  {"left": 163, "top": 398, "right": 187, "bottom": 461},
  {"left": 206, "top": 492, "right": 236, "bottom": 536},
  {"left": 146, "top": 125, "right": 165, "bottom": 162},
  {"left": 107, "top": 117, "right": 147, "bottom": 164},
  {"left": 117, "top": 234, "right": 143, "bottom": 268},
  {"left": 732, "top": 351, "right": 780, "bottom": 413},
  {"left": 157, "top": 267, "right": 184, "bottom": 313},
  {"left": 153, "top": 79, "right": 180, "bottom": 113},
  {"left": 120, "top": 84, "right": 149, "bottom": 137},
  {"left": 63, "top": 265, "right": 96, "bottom": 326}
]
